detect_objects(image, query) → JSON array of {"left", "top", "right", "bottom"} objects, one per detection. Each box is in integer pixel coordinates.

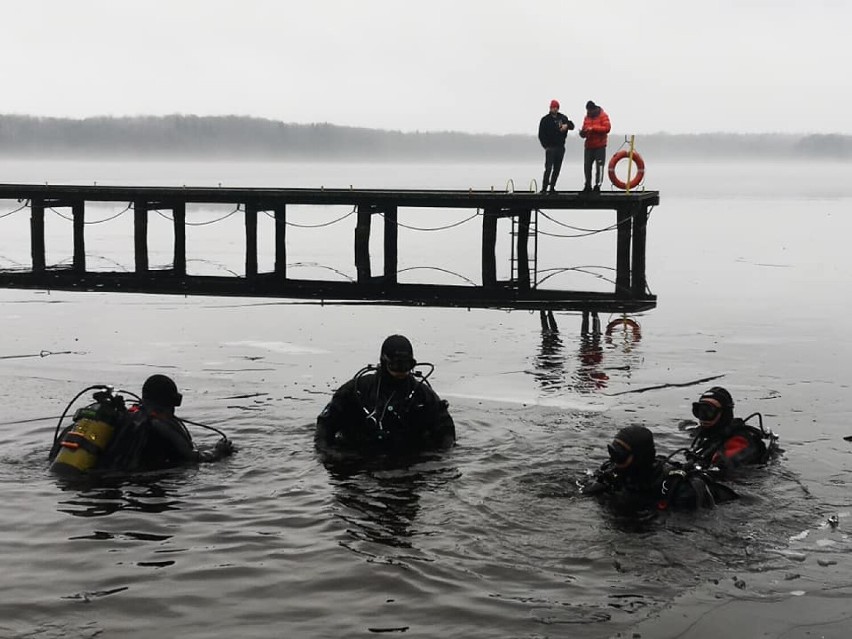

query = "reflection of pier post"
[
  {"left": 540, "top": 309, "right": 558, "bottom": 332},
  {"left": 581, "top": 310, "right": 601, "bottom": 335}
]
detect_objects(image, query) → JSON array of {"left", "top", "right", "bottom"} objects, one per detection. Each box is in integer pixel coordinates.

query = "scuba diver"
[
  {"left": 582, "top": 425, "right": 738, "bottom": 513},
  {"left": 688, "top": 386, "right": 780, "bottom": 473},
  {"left": 315, "top": 334, "right": 456, "bottom": 457},
  {"left": 49, "top": 374, "right": 235, "bottom": 476}
]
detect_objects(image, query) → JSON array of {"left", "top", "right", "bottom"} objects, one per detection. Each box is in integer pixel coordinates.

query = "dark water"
[{"left": 0, "top": 159, "right": 850, "bottom": 638}]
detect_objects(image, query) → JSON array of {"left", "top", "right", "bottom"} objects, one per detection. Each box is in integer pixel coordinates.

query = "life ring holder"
[{"left": 608, "top": 150, "right": 645, "bottom": 191}]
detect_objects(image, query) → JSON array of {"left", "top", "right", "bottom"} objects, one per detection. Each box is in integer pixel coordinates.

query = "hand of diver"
[
  {"left": 579, "top": 129, "right": 588, "bottom": 138},
  {"left": 215, "top": 437, "right": 236, "bottom": 456}
]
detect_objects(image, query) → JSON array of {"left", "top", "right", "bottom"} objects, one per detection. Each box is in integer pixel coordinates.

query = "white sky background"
[{"left": 1, "top": 0, "right": 849, "bottom": 135}]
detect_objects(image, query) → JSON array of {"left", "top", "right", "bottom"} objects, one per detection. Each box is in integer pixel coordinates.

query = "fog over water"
[{"left": 0, "top": 157, "right": 850, "bottom": 638}]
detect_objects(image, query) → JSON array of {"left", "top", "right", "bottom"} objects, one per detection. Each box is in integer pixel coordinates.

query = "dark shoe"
[
  {"left": 540, "top": 188, "right": 548, "bottom": 194},
  {"left": 581, "top": 184, "right": 592, "bottom": 193},
  {"left": 549, "top": 187, "right": 557, "bottom": 194},
  {"left": 593, "top": 185, "right": 601, "bottom": 194}
]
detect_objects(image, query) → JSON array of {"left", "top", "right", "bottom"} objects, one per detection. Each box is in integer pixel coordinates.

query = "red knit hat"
[{"left": 550, "top": 99, "right": 559, "bottom": 110}]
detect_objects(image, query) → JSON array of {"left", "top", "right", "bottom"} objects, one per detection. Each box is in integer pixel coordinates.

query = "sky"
[{"left": 2, "top": 0, "right": 850, "bottom": 136}]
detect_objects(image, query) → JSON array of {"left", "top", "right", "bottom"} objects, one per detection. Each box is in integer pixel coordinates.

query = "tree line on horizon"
[{"left": 0, "top": 114, "right": 849, "bottom": 160}]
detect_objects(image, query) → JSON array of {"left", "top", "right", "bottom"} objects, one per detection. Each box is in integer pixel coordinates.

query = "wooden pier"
[{"left": 0, "top": 183, "right": 659, "bottom": 313}]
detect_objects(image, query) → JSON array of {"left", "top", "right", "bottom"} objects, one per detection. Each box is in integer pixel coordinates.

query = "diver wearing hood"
[
  {"left": 583, "top": 425, "right": 738, "bottom": 513},
  {"left": 688, "top": 386, "right": 779, "bottom": 472},
  {"left": 315, "top": 335, "right": 456, "bottom": 455},
  {"left": 49, "top": 375, "right": 234, "bottom": 476}
]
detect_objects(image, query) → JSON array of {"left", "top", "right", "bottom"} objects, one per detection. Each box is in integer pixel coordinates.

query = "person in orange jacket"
[{"left": 579, "top": 100, "right": 611, "bottom": 193}]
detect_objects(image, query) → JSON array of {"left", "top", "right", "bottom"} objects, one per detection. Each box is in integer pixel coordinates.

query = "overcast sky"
[{"left": 2, "top": 0, "right": 849, "bottom": 135}]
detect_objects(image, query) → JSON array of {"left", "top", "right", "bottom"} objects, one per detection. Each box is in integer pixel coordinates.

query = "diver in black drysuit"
[
  {"left": 49, "top": 374, "right": 234, "bottom": 475},
  {"left": 315, "top": 335, "right": 456, "bottom": 457},
  {"left": 583, "top": 425, "right": 738, "bottom": 513}
]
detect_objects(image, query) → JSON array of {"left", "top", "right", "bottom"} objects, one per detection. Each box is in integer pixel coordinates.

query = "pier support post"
[
  {"left": 355, "top": 205, "right": 373, "bottom": 283},
  {"left": 245, "top": 203, "right": 258, "bottom": 280},
  {"left": 134, "top": 202, "right": 148, "bottom": 273},
  {"left": 30, "top": 199, "right": 46, "bottom": 273},
  {"left": 72, "top": 201, "right": 85, "bottom": 274},
  {"left": 383, "top": 205, "right": 398, "bottom": 284},
  {"left": 515, "top": 208, "right": 531, "bottom": 290},
  {"left": 172, "top": 202, "right": 186, "bottom": 276},
  {"left": 274, "top": 206, "right": 287, "bottom": 278},
  {"left": 482, "top": 207, "right": 498, "bottom": 287},
  {"left": 615, "top": 207, "right": 632, "bottom": 297},
  {"left": 631, "top": 204, "right": 648, "bottom": 296}
]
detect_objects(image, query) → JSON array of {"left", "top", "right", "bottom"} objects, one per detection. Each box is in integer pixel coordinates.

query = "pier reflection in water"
[{"left": 532, "top": 310, "right": 642, "bottom": 396}]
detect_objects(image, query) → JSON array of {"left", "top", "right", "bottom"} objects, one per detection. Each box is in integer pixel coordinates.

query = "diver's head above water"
[
  {"left": 142, "top": 374, "right": 183, "bottom": 415},
  {"left": 692, "top": 386, "right": 734, "bottom": 432},
  {"left": 608, "top": 425, "right": 656, "bottom": 475},
  {"left": 380, "top": 334, "right": 417, "bottom": 380}
]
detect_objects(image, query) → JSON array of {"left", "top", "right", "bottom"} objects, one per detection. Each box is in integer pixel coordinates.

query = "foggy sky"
[{"left": 3, "top": 0, "right": 850, "bottom": 136}]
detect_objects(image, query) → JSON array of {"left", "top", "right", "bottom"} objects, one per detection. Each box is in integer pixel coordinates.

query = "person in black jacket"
[
  {"left": 688, "top": 386, "right": 779, "bottom": 473},
  {"left": 315, "top": 335, "right": 456, "bottom": 457},
  {"left": 49, "top": 375, "right": 234, "bottom": 476},
  {"left": 538, "top": 99, "right": 575, "bottom": 194},
  {"left": 582, "top": 425, "right": 738, "bottom": 514}
]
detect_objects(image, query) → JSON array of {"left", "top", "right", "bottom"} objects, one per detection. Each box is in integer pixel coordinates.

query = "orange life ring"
[
  {"left": 608, "top": 150, "right": 645, "bottom": 190},
  {"left": 605, "top": 317, "right": 641, "bottom": 336}
]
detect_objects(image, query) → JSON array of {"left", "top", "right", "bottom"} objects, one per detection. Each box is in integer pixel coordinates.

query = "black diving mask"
[
  {"left": 607, "top": 440, "right": 632, "bottom": 466},
  {"left": 692, "top": 401, "right": 720, "bottom": 422},
  {"left": 383, "top": 356, "right": 416, "bottom": 374}
]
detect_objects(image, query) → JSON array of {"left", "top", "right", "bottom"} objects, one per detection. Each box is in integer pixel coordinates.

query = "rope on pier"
[
  {"left": 264, "top": 206, "right": 356, "bottom": 228},
  {"left": 378, "top": 210, "right": 481, "bottom": 232},
  {"left": 155, "top": 206, "right": 241, "bottom": 226},
  {"left": 537, "top": 266, "right": 617, "bottom": 286},
  {"left": 0, "top": 199, "right": 30, "bottom": 219},
  {"left": 535, "top": 205, "right": 654, "bottom": 239},
  {"left": 48, "top": 203, "right": 133, "bottom": 224},
  {"left": 286, "top": 262, "right": 356, "bottom": 282},
  {"left": 397, "top": 266, "right": 477, "bottom": 286}
]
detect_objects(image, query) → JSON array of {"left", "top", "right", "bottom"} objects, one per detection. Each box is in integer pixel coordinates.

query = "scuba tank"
[{"left": 50, "top": 387, "right": 128, "bottom": 476}]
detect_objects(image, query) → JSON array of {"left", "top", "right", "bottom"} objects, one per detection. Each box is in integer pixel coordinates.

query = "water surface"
[{"left": 0, "top": 157, "right": 849, "bottom": 638}]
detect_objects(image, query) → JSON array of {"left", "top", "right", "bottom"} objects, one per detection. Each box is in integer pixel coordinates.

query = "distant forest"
[{"left": 1, "top": 114, "right": 850, "bottom": 161}]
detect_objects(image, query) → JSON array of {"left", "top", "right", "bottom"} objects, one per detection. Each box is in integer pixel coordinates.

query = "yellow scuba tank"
[{"left": 50, "top": 389, "right": 126, "bottom": 475}]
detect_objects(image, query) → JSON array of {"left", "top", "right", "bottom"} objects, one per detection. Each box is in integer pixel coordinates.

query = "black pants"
[
  {"left": 584, "top": 147, "right": 606, "bottom": 187},
  {"left": 543, "top": 146, "right": 565, "bottom": 191}
]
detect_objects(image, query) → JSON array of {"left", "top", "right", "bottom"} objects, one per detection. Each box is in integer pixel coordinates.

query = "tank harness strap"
[{"left": 657, "top": 468, "right": 689, "bottom": 510}]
